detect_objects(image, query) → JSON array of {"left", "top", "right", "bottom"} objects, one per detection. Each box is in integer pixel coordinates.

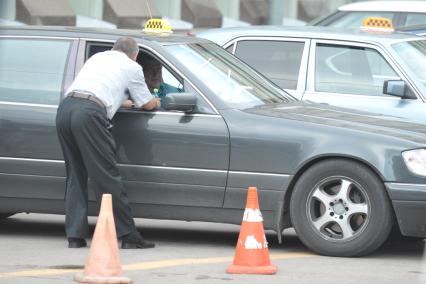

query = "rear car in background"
[
  {"left": 199, "top": 25, "right": 426, "bottom": 124},
  {"left": 311, "top": 1, "right": 426, "bottom": 29},
  {"left": 1, "top": 26, "right": 426, "bottom": 257}
]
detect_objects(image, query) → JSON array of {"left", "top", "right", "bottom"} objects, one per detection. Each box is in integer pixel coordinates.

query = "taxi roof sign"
[
  {"left": 361, "top": 17, "right": 394, "bottom": 32},
  {"left": 143, "top": 18, "right": 173, "bottom": 35}
]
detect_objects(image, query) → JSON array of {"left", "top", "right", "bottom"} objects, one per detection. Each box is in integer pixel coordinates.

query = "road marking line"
[{"left": 0, "top": 252, "right": 315, "bottom": 278}]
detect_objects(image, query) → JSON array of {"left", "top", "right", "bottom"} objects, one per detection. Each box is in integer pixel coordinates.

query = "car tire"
[{"left": 290, "top": 159, "right": 393, "bottom": 257}]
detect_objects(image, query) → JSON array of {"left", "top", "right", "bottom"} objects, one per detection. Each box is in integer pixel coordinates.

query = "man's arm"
[
  {"left": 121, "top": 98, "right": 160, "bottom": 110},
  {"left": 128, "top": 66, "right": 157, "bottom": 109}
]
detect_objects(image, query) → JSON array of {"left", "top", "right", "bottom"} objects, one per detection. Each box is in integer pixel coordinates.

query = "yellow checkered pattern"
[
  {"left": 146, "top": 20, "right": 164, "bottom": 30},
  {"left": 362, "top": 17, "right": 393, "bottom": 29},
  {"left": 143, "top": 19, "right": 172, "bottom": 34}
]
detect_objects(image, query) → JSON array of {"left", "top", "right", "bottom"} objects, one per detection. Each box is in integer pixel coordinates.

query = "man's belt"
[{"left": 69, "top": 92, "right": 106, "bottom": 109}]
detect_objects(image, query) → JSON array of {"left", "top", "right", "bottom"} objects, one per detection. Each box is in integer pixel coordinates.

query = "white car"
[
  {"left": 312, "top": 1, "right": 426, "bottom": 28},
  {"left": 199, "top": 25, "right": 426, "bottom": 124}
]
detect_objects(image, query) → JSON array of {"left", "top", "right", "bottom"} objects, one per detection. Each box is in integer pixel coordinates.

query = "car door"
[
  {"left": 0, "top": 36, "right": 77, "bottom": 208},
  {"left": 303, "top": 40, "right": 425, "bottom": 122},
  {"left": 226, "top": 37, "right": 309, "bottom": 100},
  {"left": 80, "top": 41, "right": 230, "bottom": 208}
]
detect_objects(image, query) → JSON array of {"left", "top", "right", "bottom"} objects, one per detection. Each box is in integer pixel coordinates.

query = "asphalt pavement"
[{"left": 0, "top": 213, "right": 425, "bottom": 283}]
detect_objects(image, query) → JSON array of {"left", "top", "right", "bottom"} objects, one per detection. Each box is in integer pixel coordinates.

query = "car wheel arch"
[{"left": 281, "top": 155, "right": 387, "bottom": 228}]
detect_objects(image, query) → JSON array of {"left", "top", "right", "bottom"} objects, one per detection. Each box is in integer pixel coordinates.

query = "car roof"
[
  {"left": 0, "top": 25, "right": 208, "bottom": 45},
  {"left": 338, "top": 1, "right": 426, "bottom": 13},
  {"left": 198, "top": 25, "right": 423, "bottom": 46}
]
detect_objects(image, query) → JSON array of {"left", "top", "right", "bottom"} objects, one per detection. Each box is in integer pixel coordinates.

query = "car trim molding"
[
  {"left": 0, "top": 157, "right": 289, "bottom": 177},
  {"left": 229, "top": 170, "right": 290, "bottom": 177},
  {"left": 0, "top": 102, "right": 221, "bottom": 117},
  {"left": 0, "top": 157, "right": 65, "bottom": 163},
  {"left": 118, "top": 163, "right": 227, "bottom": 173},
  {"left": 386, "top": 182, "right": 426, "bottom": 188},
  {"left": 0, "top": 101, "right": 58, "bottom": 108},
  {"left": 0, "top": 35, "right": 76, "bottom": 40}
]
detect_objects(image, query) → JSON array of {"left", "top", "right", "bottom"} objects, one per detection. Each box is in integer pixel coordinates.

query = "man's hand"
[
  {"left": 142, "top": 98, "right": 161, "bottom": 110},
  {"left": 122, "top": 99, "right": 134, "bottom": 108}
]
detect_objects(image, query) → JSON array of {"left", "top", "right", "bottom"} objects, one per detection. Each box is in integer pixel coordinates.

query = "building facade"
[{"left": 0, "top": 0, "right": 356, "bottom": 29}]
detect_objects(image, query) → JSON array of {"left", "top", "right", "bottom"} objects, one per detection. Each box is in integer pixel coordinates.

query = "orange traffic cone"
[
  {"left": 74, "top": 194, "right": 132, "bottom": 283},
  {"left": 227, "top": 187, "right": 277, "bottom": 274}
]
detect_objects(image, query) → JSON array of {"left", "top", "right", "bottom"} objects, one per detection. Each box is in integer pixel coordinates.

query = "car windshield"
[
  {"left": 165, "top": 43, "right": 295, "bottom": 109},
  {"left": 391, "top": 39, "right": 426, "bottom": 89},
  {"left": 330, "top": 12, "right": 396, "bottom": 28}
]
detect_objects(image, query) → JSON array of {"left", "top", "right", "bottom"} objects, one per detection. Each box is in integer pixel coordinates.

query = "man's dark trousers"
[{"left": 56, "top": 96, "right": 136, "bottom": 239}]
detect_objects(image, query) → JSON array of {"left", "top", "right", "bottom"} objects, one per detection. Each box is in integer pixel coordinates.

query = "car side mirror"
[
  {"left": 164, "top": 92, "right": 197, "bottom": 113},
  {"left": 383, "top": 80, "right": 416, "bottom": 99}
]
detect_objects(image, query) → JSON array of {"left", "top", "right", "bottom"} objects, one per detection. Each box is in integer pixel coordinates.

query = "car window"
[
  {"left": 86, "top": 42, "right": 214, "bottom": 112},
  {"left": 405, "top": 13, "right": 426, "bottom": 27},
  {"left": 86, "top": 43, "right": 111, "bottom": 59},
  {"left": 392, "top": 39, "right": 426, "bottom": 89},
  {"left": 137, "top": 52, "right": 217, "bottom": 114},
  {"left": 225, "top": 43, "right": 234, "bottom": 53},
  {"left": 0, "top": 38, "right": 71, "bottom": 105},
  {"left": 166, "top": 43, "right": 293, "bottom": 109},
  {"left": 234, "top": 40, "right": 304, "bottom": 90},
  {"left": 327, "top": 12, "right": 396, "bottom": 28},
  {"left": 315, "top": 44, "right": 400, "bottom": 96}
]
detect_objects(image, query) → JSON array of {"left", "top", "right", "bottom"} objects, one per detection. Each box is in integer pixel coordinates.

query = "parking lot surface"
[{"left": 0, "top": 213, "right": 425, "bottom": 283}]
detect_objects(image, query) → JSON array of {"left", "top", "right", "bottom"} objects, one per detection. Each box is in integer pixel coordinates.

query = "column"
[
  {"left": 0, "top": 0, "right": 16, "bottom": 20},
  {"left": 156, "top": 0, "right": 182, "bottom": 19},
  {"left": 214, "top": 0, "right": 239, "bottom": 19},
  {"left": 69, "top": 0, "right": 103, "bottom": 19}
]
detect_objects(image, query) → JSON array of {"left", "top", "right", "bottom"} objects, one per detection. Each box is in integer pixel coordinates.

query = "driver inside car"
[{"left": 140, "top": 54, "right": 182, "bottom": 109}]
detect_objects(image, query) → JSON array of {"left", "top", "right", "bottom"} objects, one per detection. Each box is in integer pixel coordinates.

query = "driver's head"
[{"left": 141, "top": 54, "right": 162, "bottom": 91}]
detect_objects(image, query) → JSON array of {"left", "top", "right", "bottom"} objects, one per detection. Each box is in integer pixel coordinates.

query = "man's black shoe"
[
  {"left": 121, "top": 231, "right": 155, "bottom": 249},
  {"left": 68, "top": 238, "right": 87, "bottom": 248}
]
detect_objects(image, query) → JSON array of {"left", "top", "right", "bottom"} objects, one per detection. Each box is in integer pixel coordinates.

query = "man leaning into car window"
[{"left": 56, "top": 37, "right": 159, "bottom": 249}]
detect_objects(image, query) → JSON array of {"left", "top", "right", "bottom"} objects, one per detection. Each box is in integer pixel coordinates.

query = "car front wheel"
[{"left": 290, "top": 159, "right": 393, "bottom": 257}]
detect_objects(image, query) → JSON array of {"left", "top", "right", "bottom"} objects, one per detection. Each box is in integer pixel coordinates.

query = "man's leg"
[
  {"left": 56, "top": 99, "right": 90, "bottom": 240},
  {"left": 70, "top": 105, "right": 136, "bottom": 237}
]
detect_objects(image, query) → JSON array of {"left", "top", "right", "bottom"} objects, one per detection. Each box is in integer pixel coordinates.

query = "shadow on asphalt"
[{"left": 1, "top": 215, "right": 424, "bottom": 258}]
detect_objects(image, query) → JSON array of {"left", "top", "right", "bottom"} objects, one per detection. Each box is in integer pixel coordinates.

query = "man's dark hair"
[{"left": 112, "top": 37, "right": 139, "bottom": 58}]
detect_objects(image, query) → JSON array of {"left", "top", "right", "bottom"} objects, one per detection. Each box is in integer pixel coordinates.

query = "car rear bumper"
[{"left": 385, "top": 182, "right": 426, "bottom": 238}]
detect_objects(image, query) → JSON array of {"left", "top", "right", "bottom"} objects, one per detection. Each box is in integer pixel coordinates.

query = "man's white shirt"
[{"left": 66, "top": 50, "right": 153, "bottom": 119}]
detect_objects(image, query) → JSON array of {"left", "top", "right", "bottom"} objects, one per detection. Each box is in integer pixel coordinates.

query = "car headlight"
[{"left": 402, "top": 149, "right": 426, "bottom": 177}]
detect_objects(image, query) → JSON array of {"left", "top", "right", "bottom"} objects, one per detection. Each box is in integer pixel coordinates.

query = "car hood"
[{"left": 245, "top": 101, "right": 426, "bottom": 144}]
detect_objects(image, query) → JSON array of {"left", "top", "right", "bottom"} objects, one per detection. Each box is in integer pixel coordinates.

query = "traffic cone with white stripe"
[
  {"left": 227, "top": 187, "right": 277, "bottom": 274},
  {"left": 74, "top": 194, "right": 132, "bottom": 283}
]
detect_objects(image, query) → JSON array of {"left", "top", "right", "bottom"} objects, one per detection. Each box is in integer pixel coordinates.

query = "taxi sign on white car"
[
  {"left": 361, "top": 17, "right": 394, "bottom": 32},
  {"left": 143, "top": 18, "right": 173, "bottom": 35}
]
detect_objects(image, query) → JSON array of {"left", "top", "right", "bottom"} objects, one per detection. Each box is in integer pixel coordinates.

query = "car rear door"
[
  {"left": 226, "top": 37, "right": 310, "bottom": 100},
  {"left": 0, "top": 36, "right": 78, "bottom": 212}
]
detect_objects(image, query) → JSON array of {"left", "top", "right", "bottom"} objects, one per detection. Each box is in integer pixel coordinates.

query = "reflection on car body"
[
  {"left": 199, "top": 25, "right": 426, "bottom": 124},
  {"left": 1, "top": 26, "right": 426, "bottom": 257}
]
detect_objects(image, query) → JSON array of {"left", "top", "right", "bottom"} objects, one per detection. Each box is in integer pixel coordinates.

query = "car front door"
[
  {"left": 0, "top": 36, "right": 77, "bottom": 212},
  {"left": 303, "top": 40, "right": 425, "bottom": 123},
  {"left": 80, "top": 41, "right": 230, "bottom": 209}
]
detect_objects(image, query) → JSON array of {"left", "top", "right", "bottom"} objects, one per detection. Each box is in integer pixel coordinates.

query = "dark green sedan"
[{"left": 1, "top": 26, "right": 426, "bottom": 257}]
